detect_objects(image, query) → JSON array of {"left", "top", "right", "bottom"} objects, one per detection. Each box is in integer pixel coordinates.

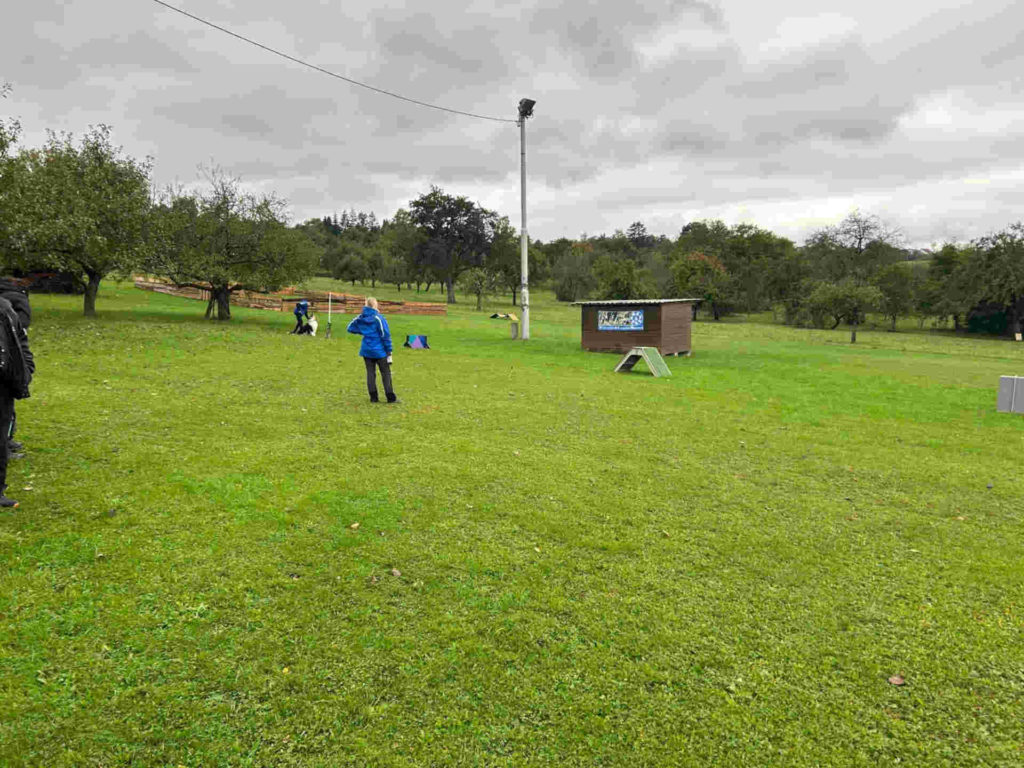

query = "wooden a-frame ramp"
[{"left": 614, "top": 346, "right": 672, "bottom": 377}]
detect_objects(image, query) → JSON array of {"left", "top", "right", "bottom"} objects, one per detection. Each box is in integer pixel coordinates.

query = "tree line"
[
  {"left": 0, "top": 113, "right": 531, "bottom": 318},
  {"left": 2, "top": 106, "right": 1023, "bottom": 336},
  {"left": 539, "top": 213, "right": 1024, "bottom": 341}
]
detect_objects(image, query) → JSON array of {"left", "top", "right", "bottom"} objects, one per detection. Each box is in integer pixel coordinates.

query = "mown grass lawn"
[{"left": 1, "top": 282, "right": 1022, "bottom": 766}]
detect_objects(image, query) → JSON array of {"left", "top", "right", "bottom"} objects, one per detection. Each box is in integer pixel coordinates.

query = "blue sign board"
[{"left": 598, "top": 309, "right": 644, "bottom": 331}]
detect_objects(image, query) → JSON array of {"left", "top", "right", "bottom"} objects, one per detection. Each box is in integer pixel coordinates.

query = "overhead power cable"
[{"left": 149, "top": 0, "right": 516, "bottom": 124}]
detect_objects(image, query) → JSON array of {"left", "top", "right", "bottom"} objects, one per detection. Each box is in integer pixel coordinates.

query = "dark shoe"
[
  {"left": 386, "top": 395, "right": 400, "bottom": 404},
  {"left": 369, "top": 395, "right": 380, "bottom": 403},
  {"left": 0, "top": 496, "right": 18, "bottom": 508},
  {"left": 8, "top": 441, "right": 22, "bottom": 452}
]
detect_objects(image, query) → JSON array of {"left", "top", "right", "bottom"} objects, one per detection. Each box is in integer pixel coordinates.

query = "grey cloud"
[
  {"left": 730, "top": 39, "right": 873, "bottom": 98},
  {"left": 220, "top": 114, "right": 278, "bottom": 138},
  {"left": 8, "top": 0, "right": 1024, "bottom": 247},
  {"left": 227, "top": 152, "right": 333, "bottom": 179},
  {"left": 878, "top": 1, "right": 1024, "bottom": 93},
  {"left": 981, "top": 29, "right": 1024, "bottom": 68},
  {"left": 743, "top": 101, "right": 908, "bottom": 146},
  {"left": 374, "top": 13, "right": 508, "bottom": 78},
  {"left": 5, "top": 29, "right": 198, "bottom": 92},
  {"left": 528, "top": 0, "right": 724, "bottom": 81},
  {"left": 153, "top": 85, "right": 339, "bottom": 147}
]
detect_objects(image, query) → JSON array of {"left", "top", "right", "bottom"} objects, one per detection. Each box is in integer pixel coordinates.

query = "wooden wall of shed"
[
  {"left": 579, "top": 302, "right": 694, "bottom": 354},
  {"left": 580, "top": 305, "right": 663, "bottom": 352},
  {"left": 659, "top": 302, "right": 692, "bottom": 355}
]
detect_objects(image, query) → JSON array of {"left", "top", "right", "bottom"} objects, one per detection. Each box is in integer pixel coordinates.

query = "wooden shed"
[{"left": 573, "top": 299, "right": 700, "bottom": 356}]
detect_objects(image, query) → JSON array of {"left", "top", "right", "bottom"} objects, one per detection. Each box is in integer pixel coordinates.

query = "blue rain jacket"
[
  {"left": 293, "top": 299, "right": 310, "bottom": 318},
  {"left": 346, "top": 307, "right": 392, "bottom": 358}
]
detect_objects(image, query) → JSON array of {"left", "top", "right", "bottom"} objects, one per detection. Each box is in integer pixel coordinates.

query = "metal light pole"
[{"left": 517, "top": 98, "right": 535, "bottom": 340}]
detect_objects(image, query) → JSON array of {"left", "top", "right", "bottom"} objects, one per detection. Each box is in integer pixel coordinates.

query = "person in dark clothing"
[
  {"left": 346, "top": 297, "right": 397, "bottom": 403},
  {"left": 291, "top": 299, "right": 310, "bottom": 333},
  {"left": 0, "top": 292, "right": 33, "bottom": 508},
  {"left": 0, "top": 283, "right": 30, "bottom": 460}
]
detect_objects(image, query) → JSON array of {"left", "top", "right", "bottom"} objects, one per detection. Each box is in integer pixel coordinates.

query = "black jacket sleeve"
[{"left": 18, "top": 327, "right": 33, "bottom": 376}]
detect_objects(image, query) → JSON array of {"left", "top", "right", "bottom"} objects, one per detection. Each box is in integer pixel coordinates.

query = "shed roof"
[{"left": 571, "top": 298, "right": 702, "bottom": 306}]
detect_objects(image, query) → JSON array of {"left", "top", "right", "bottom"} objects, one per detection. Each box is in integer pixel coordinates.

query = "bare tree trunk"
[
  {"left": 445, "top": 277, "right": 456, "bottom": 304},
  {"left": 215, "top": 287, "right": 231, "bottom": 321},
  {"left": 850, "top": 317, "right": 858, "bottom": 343},
  {"left": 83, "top": 271, "right": 101, "bottom": 316},
  {"left": 476, "top": 291, "right": 482, "bottom": 310},
  {"left": 511, "top": 287, "right": 517, "bottom": 305},
  {"left": 205, "top": 295, "right": 215, "bottom": 319}
]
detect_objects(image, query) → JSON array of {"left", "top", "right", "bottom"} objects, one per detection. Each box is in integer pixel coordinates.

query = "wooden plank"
[
  {"left": 614, "top": 352, "right": 643, "bottom": 373},
  {"left": 640, "top": 347, "right": 672, "bottom": 377}
]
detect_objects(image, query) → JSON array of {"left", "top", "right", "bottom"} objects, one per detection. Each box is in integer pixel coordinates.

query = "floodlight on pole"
[{"left": 517, "top": 98, "right": 535, "bottom": 340}]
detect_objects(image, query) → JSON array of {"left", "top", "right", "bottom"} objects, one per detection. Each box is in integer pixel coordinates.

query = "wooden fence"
[{"left": 133, "top": 278, "right": 447, "bottom": 316}]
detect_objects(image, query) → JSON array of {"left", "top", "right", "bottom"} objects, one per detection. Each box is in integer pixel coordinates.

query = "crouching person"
[
  {"left": 346, "top": 297, "right": 397, "bottom": 404},
  {"left": 0, "top": 294, "right": 33, "bottom": 508}
]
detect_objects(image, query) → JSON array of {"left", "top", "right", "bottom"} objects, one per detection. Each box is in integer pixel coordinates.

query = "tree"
[
  {"left": 721, "top": 224, "right": 798, "bottom": 313},
  {"left": 379, "top": 209, "right": 423, "bottom": 293},
  {"left": 6, "top": 126, "right": 152, "bottom": 315},
  {"left": 459, "top": 267, "right": 497, "bottom": 310},
  {"left": 967, "top": 223, "right": 1024, "bottom": 338},
  {"left": 806, "top": 280, "right": 883, "bottom": 342},
  {"left": 919, "top": 243, "right": 972, "bottom": 330},
  {"left": 805, "top": 210, "right": 902, "bottom": 284},
  {"left": 873, "top": 263, "right": 917, "bottom": 331},
  {"left": 671, "top": 250, "right": 729, "bottom": 320},
  {"left": 553, "top": 241, "right": 595, "bottom": 302},
  {"left": 676, "top": 220, "right": 730, "bottom": 264},
  {"left": 409, "top": 186, "right": 496, "bottom": 304},
  {"left": 0, "top": 84, "right": 22, "bottom": 263},
  {"left": 594, "top": 254, "right": 655, "bottom": 300},
  {"left": 0, "top": 83, "right": 18, "bottom": 159},
  {"left": 486, "top": 217, "right": 520, "bottom": 305},
  {"left": 626, "top": 221, "right": 655, "bottom": 249},
  {"left": 148, "top": 175, "right": 320, "bottom": 320}
]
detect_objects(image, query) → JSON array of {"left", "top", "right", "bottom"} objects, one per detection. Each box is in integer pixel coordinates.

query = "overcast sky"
[{"left": 4, "top": 0, "right": 1024, "bottom": 247}]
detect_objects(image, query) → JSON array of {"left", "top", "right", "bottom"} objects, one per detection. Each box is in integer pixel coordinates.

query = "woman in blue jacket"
[{"left": 346, "top": 297, "right": 398, "bottom": 403}]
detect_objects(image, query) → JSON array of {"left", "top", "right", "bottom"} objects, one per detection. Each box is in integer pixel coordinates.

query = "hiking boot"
[
  {"left": 0, "top": 495, "right": 18, "bottom": 508},
  {"left": 385, "top": 395, "right": 400, "bottom": 404},
  {"left": 369, "top": 394, "right": 380, "bottom": 403}
]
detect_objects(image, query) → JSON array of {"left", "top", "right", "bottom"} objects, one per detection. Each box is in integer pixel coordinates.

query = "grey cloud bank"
[{"left": 3, "top": 0, "right": 1024, "bottom": 246}]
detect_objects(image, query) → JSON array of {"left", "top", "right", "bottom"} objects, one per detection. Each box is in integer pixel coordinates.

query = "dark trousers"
[
  {"left": 291, "top": 316, "right": 305, "bottom": 333},
  {"left": 0, "top": 394, "right": 12, "bottom": 491},
  {"left": 363, "top": 357, "right": 395, "bottom": 401}
]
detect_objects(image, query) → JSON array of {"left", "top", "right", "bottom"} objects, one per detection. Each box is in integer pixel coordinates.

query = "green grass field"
[{"left": 2, "top": 282, "right": 1022, "bottom": 766}]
